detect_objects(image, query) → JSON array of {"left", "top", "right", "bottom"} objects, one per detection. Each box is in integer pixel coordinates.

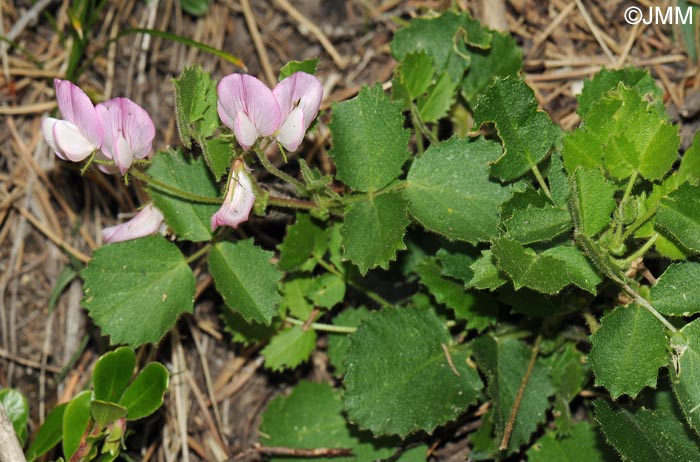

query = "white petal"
[
  {"left": 114, "top": 134, "right": 135, "bottom": 175},
  {"left": 42, "top": 117, "right": 65, "bottom": 159},
  {"left": 102, "top": 203, "right": 165, "bottom": 243},
  {"left": 276, "top": 107, "right": 305, "bottom": 151},
  {"left": 234, "top": 111, "right": 260, "bottom": 150},
  {"left": 52, "top": 120, "right": 98, "bottom": 161}
]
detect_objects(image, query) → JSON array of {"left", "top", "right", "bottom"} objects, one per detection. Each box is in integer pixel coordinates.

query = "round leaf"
[
  {"left": 119, "top": 362, "right": 169, "bottom": 420},
  {"left": 93, "top": 347, "right": 136, "bottom": 403}
]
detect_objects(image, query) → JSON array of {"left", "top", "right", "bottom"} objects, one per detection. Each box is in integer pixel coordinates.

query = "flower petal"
[
  {"left": 273, "top": 72, "right": 323, "bottom": 131},
  {"left": 54, "top": 79, "right": 103, "bottom": 148},
  {"left": 114, "top": 134, "right": 135, "bottom": 175},
  {"left": 102, "top": 203, "right": 165, "bottom": 243},
  {"left": 42, "top": 117, "right": 65, "bottom": 159},
  {"left": 52, "top": 120, "right": 98, "bottom": 161},
  {"left": 275, "top": 106, "right": 305, "bottom": 152},
  {"left": 118, "top": 98, "right": 155, "bottom": 159},
  {"left": 210, "top": 169, "right": 256, "bottom": 230},
  {"left": 233, "top": 111, "right": 260, "bottom": 151},
  {"left": 217, "top": 74, "right": 281, "bottom": 140}
]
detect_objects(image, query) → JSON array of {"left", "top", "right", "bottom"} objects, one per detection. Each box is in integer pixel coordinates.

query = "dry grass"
[{"left": 0, "top": 0, "right": 696, "bottom": 460}]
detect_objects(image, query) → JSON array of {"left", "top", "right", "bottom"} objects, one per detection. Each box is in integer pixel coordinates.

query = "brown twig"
[
  {"left": 240, "top": 0, "right": 276, "bottom": 86},
  {"left": 441, "top": 343, "right": 461, "bottom": 377},
  {"left": 0, "top": 347, "right": 62, "bottom": 374},
  {"left": 0, "top": 404, "right": 26, "bottom": 462}
]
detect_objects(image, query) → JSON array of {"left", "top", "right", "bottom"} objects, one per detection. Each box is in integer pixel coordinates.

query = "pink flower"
[
  {"left": 96, "top": 97, "right": 155, "bottom": 174},
  {"left": 42, "top": 79, "right": 103, "bottom": 161},
  {"left": 217, "top": 72, "right": 322, "bottom": 151},
  {"left": 210, "top": 165, "right": 256, "bottom": 231},
  {"left": 102, "top": 203, "right": 165, "bottom": 243}
]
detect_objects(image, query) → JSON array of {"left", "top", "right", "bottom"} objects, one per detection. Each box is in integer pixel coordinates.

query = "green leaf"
[
  {"left": 391, "top": 11, "right": 491, "bottom": 82},
  {"left": 417, "top": 72, "right": 456, "bottom": 123},
  {"left": 472, "top": 335, "right": 554, "bottom": 454},
  {"left": 578, "top": 67, "right": 663, "bottom": 119},
  {"left": 528, "top": 422, "right": 611, "bottom": 462},
  {"left": 82, "top": 235, "right": 195, "bottom": 346},
  {"left": 679, "top": 132, "right": 700, "bottom": 185},
  {"left": 588, "top": 305, "right": 668, "bottom": 399},
  {"left": 461, "top": 31, "right": 522, "bottom": 104},
  {"left": 308, "top": 273, "right": 345, "bottom": 309},
  {"left": 119, "top": 362, "right": 169, "bottom": 420},
  {"left": 657, "top": 182, "right": 700, "bottom": 253},
  {"left": 62, "top": 390, "right": 91, "bottom": 459},
  {"left": 393, "top": 51, "right": 434, "bottom": 100},
  {"left": 0, "top": 389, "right": 28, "bottom": 444},
  {"left": 147, "top": 149, "right": 220, "bottom": 241},
  {"left": 280, "top": 277, "right": 314, "bottom": 319},
  {"left": 261, "top": 326, "right": 316, "bottom": 371},
  {"left": 209, "top": 239, "right": 283, "bottom": 324},
  {"left": 179, "top": 0, "right": 209, "bottom": 16},
  {"left": 344, "top": 306, "right": 483, "bottom": 437},
  {"left": 564, "top": 85, "right": 679, "bottom": 181},
  {"left": 651, "top": 262, "right": 700, "bottom": 316},
  {"left": 546, "top": 343, "right": 589, "bottom": 436},
  {"left": 279, "top": 58, "right": 319, "bottom": 80},
  {"left": 26, "top": 402, "right": 66, "bottom": 461},
  {"left": 89, "top": 400, "right": 127, "bottom": 427},
  {"left": 492, "top": 239, "right": 600, "bottom": 294},
  {"left": 329, "top": 84, "right": 410, "bottom": 192},
  {"left": 259, "top": 381, "right": 402, "bottom": 462},
  {"left": 93, "top": 347, "right": 135, "bottom": 403},
  {"left": 342, "top": 191, "right": 409, "bottom": 274},
  {"left": 172, "top": 66, "right": 219, "bottom": 147},
  {"left": 568, "top": 168, "right": 617, "bottom": 238},
  {"left": 473, "top": 76, "right": 560, "bottom": 181},
  {"left": 221, "top": 308, "right": 278, "bottom": 346},
  {"left": 201, "top": 137, "right": 235, "bottom": 180},
  {"left": 468, "top": 249, "right": 507, "bottom": 290},
  {"left": 416, "top": 258, "right": 496, "bottom": 331},
  {"left": 595, "top": 398, "right": 700, "bottom": 461},
  {"left": 405, "top": 137, "right": 510, "bottom": 243},
  {"left": 670, "top": 319, "right": 700, "bottom": 434},
  {"left": 327, "top": 307, "right": 371, "bottom": 377},
  {"left": 504, "top": 203, "right": 572, "bottom": 244},
  {"left": 436, "top": 245, "right": 476, "bottom": 283},
  {"left": 278, "top": 213, "right": 328, "bottom": 272}
]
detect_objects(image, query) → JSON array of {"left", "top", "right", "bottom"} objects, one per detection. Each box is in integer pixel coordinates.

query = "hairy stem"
[
  {"left": 531, "top": 164, "right": 552, "bottom": 200},
  {"left": 254, "top": 147, "right": 305, "bottom": 191},
  {"left": 130, "top": 169, "right": 223, "bottom": 204},
  {"left": 285, "top": 316, "right": 357, "bottom": 334}
]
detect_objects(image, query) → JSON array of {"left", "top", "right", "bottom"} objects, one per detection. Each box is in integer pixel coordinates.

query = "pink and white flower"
[
  {"left": 42, "top": 79, "right": 103, "bottom": 161},
  {"left": 217, "top": 72, "right": 322, "bottom": 152},
  {"left": 102, "top": 203, "right": 165, "bottom": 243},
  {"left": 210, "top": 164, "right": 256, "bottom": 231},
  {"left": 96, "top": 97, "right": 155, "bottom": 174}
]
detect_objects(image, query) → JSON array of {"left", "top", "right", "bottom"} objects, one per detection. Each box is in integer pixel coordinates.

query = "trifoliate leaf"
[
  {"left": 527, "top": 422, "right": 612, "bottom": 462},
  {"left": 342, "top": 191, "right": 409, "bottom": 274},
  {"left": 504, "top": 203, "right": 572, "bottom": 244},
  {"left": 569, "top": 168, "right": 617, "bottom": 238},
  {"left": 278, "top": 213, "right": 328, "bottom": 272},
  {"left": 261, "top": 326, "right": 316, "bottom": 371},
  {"left": 82, "top": 235, "right": 195, "bottom": 346},
  {"left": 670, "top": 319, "right": 700, "bottom": 434},
  {"left": 344, "top": 306, "right": 483, "bottom": 437},
  {"left": 329, "top": 84, "right": 410, "bottom": 192},
  {"left": 390, "top": 10, "right": 491, "bottom": 82},
  {"left": 595, "top": 398, "right": 700, "bottom": 461},
  {"left": 651, "top": 262, "right": 700, "bottom": 316},
  {"left": 657, "top": 182, "right": 700, "bottom": 253},
  {"left": 147, "top": 149, "right": 220, "bottom": 242},
  {"left": 588, "top": 305, "right": 668, "bottom": 399},
  {"left": 416, "top": 258, "right": 496, "bottom": 331},
  {"left": 472, "top": 335, "right": 554, "bottom": 454},
  {"left": 259, "top": 381, "right": 404, "bottom": 462},
  {"left": 327, "top": 307, "right": 371, "bottom": 377},
  {"left": 578, "top": 67, "right": 663, "bottom": 119},
  {"left": 461, "top": 31, "right": 522, "bottom": 104},
  {"left": 209, "top": 239, "right": 282, "bottom": 324},
  {"left": 492, "top": 239, "right": 600, "bottom": 294},
  {"left": 473, "top": 76, "right": 560, "bottom": 181},
  {"left": 405, "top": 137, "right": 510, "bottom": 243},
  {"left": 468, "top": 249, "right": 507, "bottom": 290}
]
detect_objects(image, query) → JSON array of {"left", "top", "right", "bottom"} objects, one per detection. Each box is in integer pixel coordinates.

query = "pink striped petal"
[
  {"left": 273, "top": 72, "right": 322, "bottom": 133},
  {"left": 52, "top": 120, "right": 99, "bottom": 161},
  {"left": 96, "top": 97, "right": 155, "bottom": 172},
  {"left": 54, "top": 79, "right": 103, "bottom": 148},
  {"left": 210, "top": 169, "right": 256, "bottom": 230},
  {"left": 102, "top": 203, "right": 165, "bottom": 243},
  {"left": 217, "top": 74, "right": 281, "bottom": 149},
  {"left": 275, "top": 107, "right": 305, "bottom": 152}
]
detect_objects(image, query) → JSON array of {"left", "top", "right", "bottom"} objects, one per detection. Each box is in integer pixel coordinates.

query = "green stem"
[
  {"left": 622, "top": 282, "right": 678, "bottom": 334},
  {"left": 131, "top": 169, "right": 223, "bottom": 204},
  {"left": 317, "top": 259, "right": 392, "bottom": 309},
  {"left": 254, "top": 147, "right": 305, "bottom": 191},
  {"left": 617, "top": 233, "right": 658, "bottom": 268},
  {"left": 285, "top": 316, "right": 357, "bottom": 334},
  {"left": 531, "top": 164, "right": 552, "bottom": 200},
  {"left": 621, "top": 171, "right": 638, "bottom": 205},
  {"left": 342, "top": 182, "right": 409, "bottom": 204},
  {"left": 411, "top": 103, "right": 437, "bottom": 145},
  {"left": 186, "top": 243, "right": 213, "bottom": 264},
  {"left": 267, "top": 195, "right": 319, "bottom": 211},
  {"left": 621, "top": 206, "right": 657, "bottom": 241}
]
